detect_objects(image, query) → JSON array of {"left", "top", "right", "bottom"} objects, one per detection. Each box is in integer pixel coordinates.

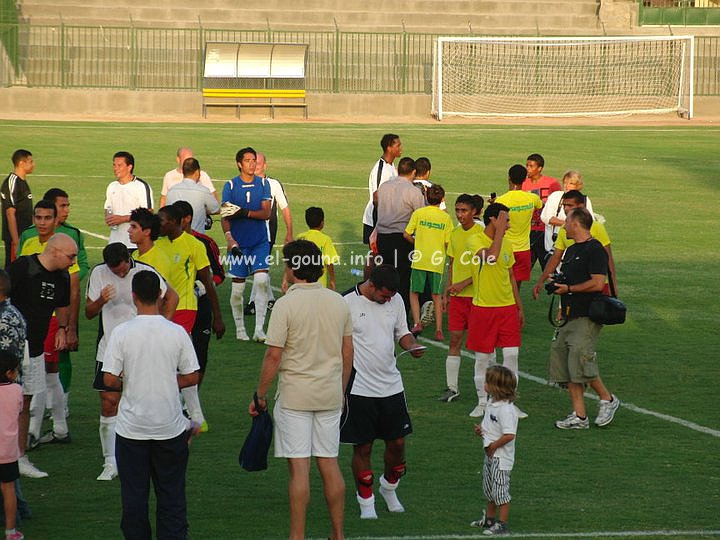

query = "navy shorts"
[{"left": 340, "top": 391, "right": 412, "bottom": 444}]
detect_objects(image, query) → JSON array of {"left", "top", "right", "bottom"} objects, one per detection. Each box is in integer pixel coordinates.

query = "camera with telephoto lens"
[{"left": 545, "top": 271, "right": 568, "bottom": 295}]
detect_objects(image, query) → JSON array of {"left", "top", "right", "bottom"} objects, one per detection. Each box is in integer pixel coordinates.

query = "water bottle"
[
  {"left": 350, "top": 268, "right": 363, "bottom": 277},
  {"left": 105, "top": 206, "right": 118, "bottom": 230}
]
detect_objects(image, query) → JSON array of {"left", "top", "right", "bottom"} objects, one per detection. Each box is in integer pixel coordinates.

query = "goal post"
[{"left": 432, "top": 36, "right": 694, "bottom": 120}]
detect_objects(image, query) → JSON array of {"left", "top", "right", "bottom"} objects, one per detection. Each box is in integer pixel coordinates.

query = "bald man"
[
  {"left": 160, "top": 147, "right": 217, "bottom": 208},
  {"left": 8, "top": 233, "right": 77, "bottom": 478}
]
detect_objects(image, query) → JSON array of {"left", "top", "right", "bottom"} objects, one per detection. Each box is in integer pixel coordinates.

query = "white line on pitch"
[
  {"left": 325, "top": 529, "right": 720, "bottom": 539},
  {"left": 418, "top": 337, "right": 720, "bottom": 438}
]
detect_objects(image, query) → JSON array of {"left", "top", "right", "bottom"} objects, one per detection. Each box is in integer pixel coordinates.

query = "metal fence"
[
  {"left": 639, "top": 0, "right": 720, "bottom": 24},
  {"left": 0, "top": 22, "right": 718, "bottom": 95}
]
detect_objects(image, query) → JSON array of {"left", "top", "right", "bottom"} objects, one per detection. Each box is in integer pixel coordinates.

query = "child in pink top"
[{"left": 0, "top": 351, "right": 24, "bottom": 540}]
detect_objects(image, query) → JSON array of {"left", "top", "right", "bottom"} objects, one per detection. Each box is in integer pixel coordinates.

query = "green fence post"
[
  {"left": 60, "top": 21, "right": 66, "bottom": 88},
  {"left": 333, "top": 26, "right": 340, "bottom": 93}
]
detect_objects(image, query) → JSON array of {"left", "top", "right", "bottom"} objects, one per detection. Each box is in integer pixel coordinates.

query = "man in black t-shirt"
[
  {"left": 1, "top": 149, "right": 35, "bottom": 268},
  {"left": 545, "top": 208, "right": 620, "bottom": 431},
  {"left": 8, "top": 233, "right": 76, "bottom": 478}
]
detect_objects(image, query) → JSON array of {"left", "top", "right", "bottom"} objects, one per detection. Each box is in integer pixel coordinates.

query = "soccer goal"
[{"left": 432, "top": 36, "right": 694, "bottom": 119}]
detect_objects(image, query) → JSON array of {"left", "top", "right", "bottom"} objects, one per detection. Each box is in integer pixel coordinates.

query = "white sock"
[
  {"left": 230, "top": 281, "right": 246, "bottom": 335},
  {"left": 445, "top": 355, "right": 461, "bottom": 392},
  {"left": 47, "top": 372, "right": 68, "bottom": 436},
  {"left": 501, "top": 346, "right": 520, "bottom": 384},
  {"left": 474, "top": 352, "right": 494, "bottom": 403},
  {"left": 181, "top": 385, "right": 205, "bottom": 424},
  {"left": 99, "top": 415, "right": 117, "bottom": 468},
  {"left": 253, "top": 272, "right": 270, "bottom": 334},
  {"left": 28, "top": 391, "right": 46, "bottom": 439}
]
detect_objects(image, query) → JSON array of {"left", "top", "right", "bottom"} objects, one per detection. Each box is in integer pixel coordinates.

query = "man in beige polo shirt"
[{"left": 249, "top": 239, "right": 353, "bottom": 540}]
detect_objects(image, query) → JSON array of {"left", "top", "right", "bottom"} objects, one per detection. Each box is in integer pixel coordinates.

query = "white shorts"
[
  {"left": 21, "top": 345, "right": 46, "bottom": 396},
  {"left": 273, "top": 404, "right": 341, "bottom": 459}
]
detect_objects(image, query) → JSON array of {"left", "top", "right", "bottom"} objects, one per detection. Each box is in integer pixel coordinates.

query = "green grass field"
[{"left": 3, "top": 121, "right": 720, "bottom": 540}]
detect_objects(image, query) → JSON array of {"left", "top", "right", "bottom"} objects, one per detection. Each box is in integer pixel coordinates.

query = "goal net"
[{"left": 432, "top": 36, "right": 694, "bottom": 119}]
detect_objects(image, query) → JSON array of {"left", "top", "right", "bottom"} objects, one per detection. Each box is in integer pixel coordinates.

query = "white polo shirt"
[
  {"left": 103, "top": 314, "right": 199, "bottom": 440},
  {"left": 481, "top": 399, "right": 518, "bottom": 470},
  {"left": 343, "top": 285, "right": 409, "bottom": 398}
]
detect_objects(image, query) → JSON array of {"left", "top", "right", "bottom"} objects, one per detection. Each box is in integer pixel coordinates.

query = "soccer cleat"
[
  {"left": 18, "top": 455, "right": 48, "bottom": 478},
  {"left": 470, "top": 510, "right": 494, "bottom": 529},
  {"left": 37, "top": 431, "right": 71, "bottom": 445},
  {"left": 356, "top": 493, "right": 378, "bottom": 520},
  {"left": 266, "top": 300, "right": 275, "bottom": 311},
  {"left": 483, "top": 521, "right": 509, "bottom": 535},
  {"left": 438, "top": 388, "right": 460, "bottom": 402},
  {"left": 199, "top": 421, "right": 209, "bottom": 433},
  {"left": 27, "top": 434, "right": 40, "bottom": 451},
  {"left": 420, "top": 300, "right": 435, "bottom": 326},
  {"left": 410, "top": 324, "right": 422, "bottom": 337},
  {"left": 555, "top": 411, "right": 590, "bottom": 430},
  {"left": 236, "top": 327, "right": 250, "bottom": 341},
  {"left": 378, "top": 475, "right": 404, "bottom": 513},
  {"left": 97, "top": 463, "right": 118, "bottom": 481},
  {"left": 514, "top": 404, "right": 529, "bottom": 419},
  {"left": 244, "top": 301, "right": 256, "bottom": 316},
  {"left": 595, "top": 394, "right": 620, "bottom": 427},
  {"left": 253, "top": 329, "right": 267, "bottom": 343},
  {"left": 5, "top": 530, "right": 25, "bottom": 540},
  {"left": 469, "top": 402, "right": 486, "bottom": 418}
]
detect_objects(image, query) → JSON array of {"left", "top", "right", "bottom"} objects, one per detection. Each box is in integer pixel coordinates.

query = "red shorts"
[
  {"left": 43, "top": 316, "right": 59, "bottom": 363},
  {"left": 172, "top": 310, "right": 197, "bottom": 334},
  {"left": 466, "top": 304, "right": 521, "bottom": 354},
  {"left": 512, "top": 250, "right": 531, "bottom": 282},
  {"left": 447, "top": 296, "right": 473, "bottom": 332}
]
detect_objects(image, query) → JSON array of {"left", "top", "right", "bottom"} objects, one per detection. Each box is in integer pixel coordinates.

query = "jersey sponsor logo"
[
  {"left": 419, "top": 220, "right": 448, "bottom": 230},
  {"left": 40, "top": 280, "right": 56, "bottom": 301}
]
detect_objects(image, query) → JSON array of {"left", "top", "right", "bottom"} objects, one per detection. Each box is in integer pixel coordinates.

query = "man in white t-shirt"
[
  {"left": 340, "top": 264, "right": 425, "bottom": 520},
  {"left": 102, "top": 270, "right": 199, "bottom": 540},
  {"left": 159, "top": 147, "right": 217, "bottom": 208},
  {"left": 362, "top": 134, "right": 401, "bottom": 245},
  {"left": 104, "top": 151, "right": 154, "bottom": 248},
  {"left": 86, "top": 243, "right": 178, "bottom": 482}
]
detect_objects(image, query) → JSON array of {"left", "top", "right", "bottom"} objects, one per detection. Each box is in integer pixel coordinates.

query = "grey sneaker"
[
  {"left": 469, "top": 402, "right": 486, "bottom": 418},
  {"left": 483, "top": 521, "right": 509, "bottom": 535},
  {"left": 420, "top": 300, "right": 435, "bottom": 326},
  {"left": 595, "top": 394, "right": 620, "bottom": 426},
  {"left": 438, "top": 388, "right": 460, "bottom": 402},
  {"left": 555, "top": 411, "right": 589, "bottom": 430}
]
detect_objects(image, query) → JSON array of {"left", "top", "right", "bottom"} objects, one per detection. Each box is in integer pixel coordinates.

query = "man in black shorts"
[
  {"left": 340, "top": 265, "right": 425, "bottom": 519},
  {"left": 1, "top": 149, "right": 34, "bottom": 268}
]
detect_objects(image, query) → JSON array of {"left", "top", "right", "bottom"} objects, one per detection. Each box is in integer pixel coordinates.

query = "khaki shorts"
[
  {"left": 273, "top": 404, "right": 341, "bottom": 459},
  {"left": 548, "top": 317, "right": 602, "bottom": 384}
]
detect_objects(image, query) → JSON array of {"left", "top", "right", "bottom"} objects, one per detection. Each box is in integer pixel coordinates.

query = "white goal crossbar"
[{"left": 432, "top": 36, "right": 694, "bottom": 120}]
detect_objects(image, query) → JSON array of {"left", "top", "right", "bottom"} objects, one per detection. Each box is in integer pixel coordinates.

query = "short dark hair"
[
  {"left": 426, "top": 184, "right": 445, "bottom": 205},
  {"left": 43, "top": 188, "right": 69, "bottom": 204},
  {"left": 182, "top": 157, "right": 200, "bottom": 177},
  {"left": 158, "top": 204, "right": 182, "bottom": 225},
  {"left": 34, "top": 199, "right": 57, "bottom": 217},
  {"left": 414, "top": 157, "right": 431, "bottom": 177},
  {"left": 397, "top": 157, "right": 416, "bottom": 176},
  {"left": 113, "top": 151, "right": 135, "bottom": 172},
  {"left": 567, "top": 207, "right": 593, "bottom": 230},
  {"left": 508, "top": 164, "right": 527, "bottom": 186},
  {"left": 283, "top": 240, "right": 324, "bottom": 283},
  {"left": 130, "top": 207, "right": 160, "bottom": 240},
  {"left": 305, "top": 207, "right": 324, "bottom": 229},
  {"left": 527, "top": 153, "right": 544, "bottom": 168},
  {"left": 103, "top": 242, "right": 130, "bottom": 268},
  {"left": 11, "top": 149, "right": 31, "bottom": 166},
  {"left": 456, "top": 193, "right": 483, "bottom": 213},
  {"left": 471, "top": 194, "right": 485, "bottom": 214},
  {"left": 380, "top": 134, "right": 399, "bottom": 152},
  {"left": 561, "top": 189, "right": 586, "bottom": 206},
  {"left": 483, "top": 202, "right": 509, "bottom": 226},
  {"left": 369, "top": 264, "right": 400, "bottom": 293},
  {"left": 0, "top": 349, "right": 20, "bottom": 383},
  {"left": 235, "top": 147, "right": 256, "bottom": 163},
  {"left": 173, "top": 200, "right": 194, "bottom": 219},
  {"left": 132, "top": 270, "right": 160, "bottom": 304}
]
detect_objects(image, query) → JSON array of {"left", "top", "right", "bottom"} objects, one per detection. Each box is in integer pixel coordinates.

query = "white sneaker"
[
  {"left": 253, "top": 328, "right": 266, "bottom": 343},
  {"left": 420, "top": 300, "right": 435, "bottom": 326},
  {"left": 18, "top": 455, "right": 48, "bottom": 478},
  {"left": 97, "top": 463, "right": 118, "bottom": 481},
  {"left": 378, "top": 475, "right": 404, "bottom": 513},
  {"left": 356, "top": 493, "right": 377, "bottom": 519},
  {"left": 236, "top": 327, "right": 250, "bottom": 341},
  {"left": 469, "top": 402, "right": 486, "bottom": 418},
  {"left": 595, "top": 395, "right": 620, "bottom": 426},
  {"left": 555, "top": 411, "right": 590, "bottom": 430},
  {"left": 514, "top": 404, "right": 528, "bottom": 419}
]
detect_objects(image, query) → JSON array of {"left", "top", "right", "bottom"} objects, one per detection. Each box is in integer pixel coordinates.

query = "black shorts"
[
  {"left": 93, "top": 361, "right": 120, "bottom": 392},
  {"left": 0, "top": 461, "right": 19, "bottom": 483},
  {"left": 340, "top": 391, "right": 412, "bottom": 444},
  {"left": 191, "top": 295, "right": 212, "bottom": 372},
  {"left": 363, "top": 223, "right": 374, "bottom": 245}
]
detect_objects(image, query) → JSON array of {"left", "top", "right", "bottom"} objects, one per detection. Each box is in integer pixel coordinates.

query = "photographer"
[{"left": 543, "top": 207, "right": 619, "bottom": 430}]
